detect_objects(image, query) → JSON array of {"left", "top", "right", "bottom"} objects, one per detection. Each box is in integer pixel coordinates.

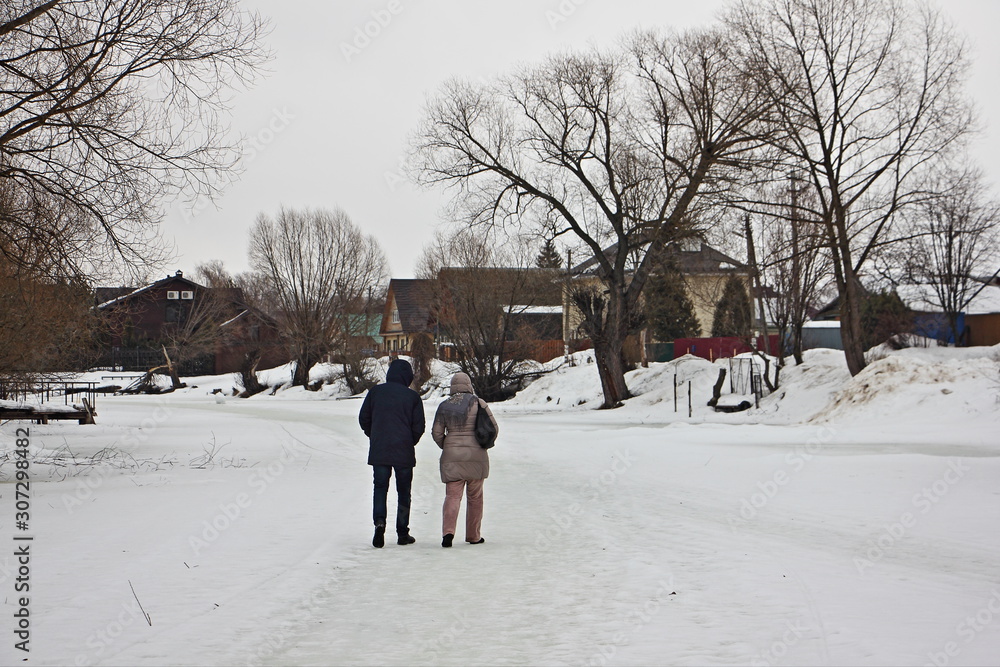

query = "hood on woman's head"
[
  {"left": 450, "top": 372, "right": 474, "bottom": 395},
  {"left": 386, "top": 358, "right": 414, "bottom": 387}
]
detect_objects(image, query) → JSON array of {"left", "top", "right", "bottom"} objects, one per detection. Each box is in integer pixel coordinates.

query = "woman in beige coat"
[{"left": 432, "top": 372, "right": 498, "bottom": 547}]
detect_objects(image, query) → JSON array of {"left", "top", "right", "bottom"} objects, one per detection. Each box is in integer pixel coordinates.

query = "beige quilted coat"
[{"left": 432, "top": 373, "right": 498, "bottom": 482}]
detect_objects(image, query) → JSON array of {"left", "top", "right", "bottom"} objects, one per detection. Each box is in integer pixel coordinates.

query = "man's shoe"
[
  {"left": 442, "top": 533, "right": 454, "bottom": 548},
  {"left": 467, "top": 538, "right": 485, "bottom": 544},
  {"left": 397, "top": 534, "right": 416, "bottom": 545},
  {"left": 373, "top": 524, "right": 385, "bottom": 548}
]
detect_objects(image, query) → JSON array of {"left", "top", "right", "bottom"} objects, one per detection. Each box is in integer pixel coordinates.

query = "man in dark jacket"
[{"left": 358, "top": 358, "right": 425, "bottom": 548}]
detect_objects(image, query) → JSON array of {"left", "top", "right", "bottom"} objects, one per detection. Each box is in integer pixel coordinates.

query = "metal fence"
[
  {"left": 0, "top": 380, "right": 100, "bottom": 409},
  {"left": 728, "top": 357, "right": 768, "bottom": 402}
]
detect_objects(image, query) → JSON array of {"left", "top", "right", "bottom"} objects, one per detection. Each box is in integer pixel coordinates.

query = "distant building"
[
  {"left": 94, "top": 271, "right": 287, "bottom": 374},
  {"left": 564, "top": 239, "right": 753, "bottom": 344},
  {"left": 378, "top": 269, "right": 565, "bottom": 362},
  {"left": 810, "top": 278, "right": 1000, "bottom": 348},
  {"left": 380, "top": 279, "right": 438, "bottom": 355}
]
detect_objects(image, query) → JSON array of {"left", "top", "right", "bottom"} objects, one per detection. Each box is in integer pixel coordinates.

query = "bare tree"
[
  {"left": 418, "top": 228, "right": 561, "bottom": 400},
  {"left": 333, "top": 285, "right": 385, "bottom": 395},
  {"left": 248, "top": 207, "right": 387, "bottom": 388},
  {"left": 408, "top": 332, "right": 435, "bottom": 393},
  {"left": 194, "top": 260, "right": 237, "bottom": 290},
  {"left": 750, "top": 178, "right": 831, "bottom": 365},
  {"left": 0, "top": 1, "right": 268, "bottom": 274},
  {"left": 415, "top": 226, "right": 492, "bottom": 281},
  {"left": 193, "top": 261, "right": 289, "bottom": 396},
  {"left": 0, "top": 259, "right": 97, "bottom": 382},
  {"left": 727, "top": 0, "right": 973, "bottom": 375},
  {"left": 0, "top": 182, "right": 101, "bottom": 382},
  {"left": 156, "top": 281, "right": 239, "bottom": 389},
  {"left": 412, "top": 29, "right": 775, "bottom": 407},
  {"left": 899, "top": 167, "right": 1000, "bottom": 343}
]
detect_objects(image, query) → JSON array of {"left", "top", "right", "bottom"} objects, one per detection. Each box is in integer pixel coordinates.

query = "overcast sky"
[{"left": 158, "top": 0, "right": 1000, "bottom": 281}]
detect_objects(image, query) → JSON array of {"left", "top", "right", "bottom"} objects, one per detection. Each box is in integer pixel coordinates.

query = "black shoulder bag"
[{"left": 474, "top": 398, "right": 497, "bottom": 449}]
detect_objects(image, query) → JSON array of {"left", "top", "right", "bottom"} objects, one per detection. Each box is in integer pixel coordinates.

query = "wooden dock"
[{"left": 0, "top": 398, "right": 96, "bottom": 424}]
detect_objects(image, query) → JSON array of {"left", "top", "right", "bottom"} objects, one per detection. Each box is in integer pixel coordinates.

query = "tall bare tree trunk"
[
  {"left": 292, "top": 355, "right": 317, "bottom": 388},
  {"left": 162, "top": 345, "right": 184, "bottom": 389},
  {"left": 840, "top": 271, "right": 867, "bottom": 376},
  {"left": 240, "top": 349, "right": 264, "bottom": 396},
  {"left": 594, "top": 288, "right": 631, "bottom": 408},
  {"left": 594, "top": 339, "right": 629, "bottom": 407}
]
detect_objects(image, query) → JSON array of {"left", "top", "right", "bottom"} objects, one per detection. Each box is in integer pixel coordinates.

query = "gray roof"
[
  {"left": 94, "top": 272, "right": 203, "bottom": 310},
  {"left": 571, "top": 240, "right": 746, "bottom": 276}
]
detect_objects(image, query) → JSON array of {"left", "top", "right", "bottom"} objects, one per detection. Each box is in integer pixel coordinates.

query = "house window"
[
  {"left": 165, "top": 302, "right": 183, "bottom": 323},
  {"left": 392, "top": 309, "right": 400, "bottom": 324}
]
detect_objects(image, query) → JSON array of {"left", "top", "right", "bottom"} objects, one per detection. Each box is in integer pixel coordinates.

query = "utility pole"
[
  {"left": 744, "top": 213, "right": 771, "bottom": 356},
  {"left": 564, "top": 249, "right": 573, "bottom": 365}
]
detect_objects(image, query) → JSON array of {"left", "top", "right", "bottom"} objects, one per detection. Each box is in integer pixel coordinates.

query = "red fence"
[
  {"left": 673, "top": 335, "right": 781, "bottom": 362},
  {"left": 439, "top": 339, "right": 570, "bottom": 364}
]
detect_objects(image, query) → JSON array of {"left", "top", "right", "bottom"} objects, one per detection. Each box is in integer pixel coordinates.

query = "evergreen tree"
[
  {"left": 536, "top": 239, "right": 563, "bottom": 269},
  {"left": 643, "top": 258, "right": 701, "bottom": 341},
  {"left": 860, "top": 290, "right": 912, "bottom": 349},
  {"left": 711, "top": 275, "right": 752, "bottom": 337}
]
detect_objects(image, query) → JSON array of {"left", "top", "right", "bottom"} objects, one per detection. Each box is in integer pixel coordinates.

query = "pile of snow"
[
  {"left": 503, "top": 350, "right": 606, "bottom": 409},
  {"left": 505, "top": 348, "right": 839, "bottom": 424},
  {"left": 813, "top": 344, "right": 1000, "bottom": 427},
  {"left": 498, "top": 344, "right": 999, "bottom": 436}
]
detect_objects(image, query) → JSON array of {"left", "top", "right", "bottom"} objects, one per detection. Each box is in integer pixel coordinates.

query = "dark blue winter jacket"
[{"left": 359, "top": 359, "right": 425, "bottom": 467}]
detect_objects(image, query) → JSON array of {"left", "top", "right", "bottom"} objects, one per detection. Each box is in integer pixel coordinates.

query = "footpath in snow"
[{"left": 1, "top": 345, "right": 999, "bottom": 666}]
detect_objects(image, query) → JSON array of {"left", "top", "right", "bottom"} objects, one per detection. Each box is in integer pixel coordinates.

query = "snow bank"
[
  {"left": 503, "top": 351, "right": 604, "bottom": 409},
  {"left": 496, "top": 344, "right": 999, "bottom": 435},
  {"left": 812, "top": 344, "right": 1000, "bottom": 427}
]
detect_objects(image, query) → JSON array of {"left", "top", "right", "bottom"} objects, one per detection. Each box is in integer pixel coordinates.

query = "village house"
[
  {"left": 379, "top": 269, "right": 566, "bottom": 362},
  {"left": 94, "top": 271, "right": 286, "bottom": 374},
  {"left": 563, "top": 240, "right": 753, "bottom": 351},
  {"left": 379, "top": 278, "right": 438, "bottom": 355}
]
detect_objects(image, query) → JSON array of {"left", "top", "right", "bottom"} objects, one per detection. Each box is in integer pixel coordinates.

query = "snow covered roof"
[
  {"left": 507, "top": 305, "right": 563, "bottom": 315},
  {"left": 802, "top": 320, "right": 842, "bottom": 329},
  {"left": 95, "top": 271, "right": 202, "bottom": 310},
  {"left": 219, "top": 309, "right": 249, "bottom": 328},
  {"left": 896, "top": 283, "right": 1000, "bottom": 315}
]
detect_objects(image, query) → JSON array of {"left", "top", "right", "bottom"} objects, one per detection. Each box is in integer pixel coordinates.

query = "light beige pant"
[{"left": 443, "top": 479, "right": 484, "bottom": 542}]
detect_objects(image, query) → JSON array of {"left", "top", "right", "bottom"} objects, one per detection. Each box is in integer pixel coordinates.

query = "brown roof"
[
  {"left": 385, "top": 279, "right": 437, "bottom": 333},
  {"left": 437, "top": 267, "right": 563, "bottom": 306}
]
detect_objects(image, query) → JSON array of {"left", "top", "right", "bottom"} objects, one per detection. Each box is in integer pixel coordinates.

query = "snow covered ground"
[{"left": 1, "top": 345, "right": 999, "bottom": 666}]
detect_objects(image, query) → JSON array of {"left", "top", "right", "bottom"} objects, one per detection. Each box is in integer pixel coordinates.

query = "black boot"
[
  {"left": 397, "top": 533, "right": 416, "bottom": 545},
  {"left": 373, "top": 524, "right": 385, "bottom": 548},
  {"left": 442, "top": 533, "right": 454, "bottom": 548},
  {"left": 467, "top": 538, "right": 485, "bottom": 544}
]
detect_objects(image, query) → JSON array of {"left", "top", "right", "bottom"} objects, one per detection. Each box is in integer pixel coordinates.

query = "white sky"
[{"left": 158, "top": 0, "right": 1000, "bottom": 280}]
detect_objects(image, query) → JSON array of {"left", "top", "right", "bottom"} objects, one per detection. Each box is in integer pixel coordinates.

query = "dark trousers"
[{"left": 372, "top": 465, "right": 413, "bottom": 536}]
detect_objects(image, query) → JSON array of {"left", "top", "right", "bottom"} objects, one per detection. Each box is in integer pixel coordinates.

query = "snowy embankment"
[{"left": 1, "top": 345, "right": 998, "bottom": 666}]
